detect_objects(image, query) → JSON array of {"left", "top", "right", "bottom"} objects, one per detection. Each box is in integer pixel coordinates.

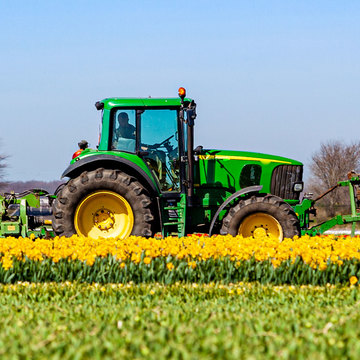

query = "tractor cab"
[{"left": 110, "top": 107, "right": 181, "bottom": 192}]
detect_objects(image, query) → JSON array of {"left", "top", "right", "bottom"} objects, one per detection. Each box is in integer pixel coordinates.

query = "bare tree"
[
  {"left": 0, "top": 151, "right": 7, "bottom": 190},
  {"left": 308, "top": 140, "right": 360, "bottom": 217}
]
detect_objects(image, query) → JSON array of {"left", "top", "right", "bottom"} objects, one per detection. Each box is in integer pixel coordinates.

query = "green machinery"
[
  {"left": 1, "top": 88, "right": 360, "bottom": 239},
  {"left": 0, "top": 190, "right": 54, "bottom": 238},
  {"left": 295, "top": 175, "right": 360, "bottom": 237}
]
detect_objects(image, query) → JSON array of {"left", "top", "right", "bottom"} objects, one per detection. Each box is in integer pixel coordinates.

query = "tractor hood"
[
  {"left": 198, "top": 149, "right": 303, "bottom": 166},
  {"left": 195, "top": 148, "right": 303, "bottom": 200}
]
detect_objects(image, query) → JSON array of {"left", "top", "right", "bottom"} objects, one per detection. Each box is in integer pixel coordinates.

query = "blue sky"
[{"left": 1, "top": 0, "right": 359, "bottom": 181}]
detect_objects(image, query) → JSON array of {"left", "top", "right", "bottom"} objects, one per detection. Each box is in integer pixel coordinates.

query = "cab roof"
[{"left": 101, "top": 97, "right": 193, "bottom": 109}]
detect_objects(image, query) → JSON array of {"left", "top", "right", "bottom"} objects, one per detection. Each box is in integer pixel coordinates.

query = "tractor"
[{"left": 51, "top": 88, "right": 305, "bottom": 240}]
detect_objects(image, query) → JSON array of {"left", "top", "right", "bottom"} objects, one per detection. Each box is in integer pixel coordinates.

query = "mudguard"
[{"left": 61, "top": 154, "right": 159, "bottom": 195}]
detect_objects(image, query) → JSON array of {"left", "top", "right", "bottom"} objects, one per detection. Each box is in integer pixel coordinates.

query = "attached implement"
[
  {"left": 0, "top": 190, "right": 54, "bottom": 238},
  {"left": 297, "top": 174, "right": 360, "bottom": 237}
]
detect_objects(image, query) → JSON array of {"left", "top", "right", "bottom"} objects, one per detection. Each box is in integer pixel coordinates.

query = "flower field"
[
  {"left": 1, "top": 235, "right": 360, "bottom": 359},
  {"left": 0, "top": 234, "right": 360, "bottom": 285}
]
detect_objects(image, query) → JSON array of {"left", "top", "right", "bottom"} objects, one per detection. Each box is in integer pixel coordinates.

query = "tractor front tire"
[
  {"left": 52, "top": 169, "right": 155, "bottom": 239},
  {"left": 220, "top": 194, "right": 300, "bottom": 240}
]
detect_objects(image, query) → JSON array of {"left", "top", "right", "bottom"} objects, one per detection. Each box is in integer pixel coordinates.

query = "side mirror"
[
  {"left": 185, "top": 101, "right": 196, "bottom": 126},
  {"left": 78, "top": 140, "right": 89, "bottom": 150},
  {"left": 95, "top": 101, "right": 104, "bottom": 110}
]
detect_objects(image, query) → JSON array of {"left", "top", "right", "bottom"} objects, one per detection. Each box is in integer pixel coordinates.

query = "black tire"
[
  {"left": 52, "top": 168, "right": 155, "bottom": 238},
  {"left": 220, "top": 194, "right": 300, "bottom": 239}
]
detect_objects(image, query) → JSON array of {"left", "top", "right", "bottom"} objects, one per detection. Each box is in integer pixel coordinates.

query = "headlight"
[{"left": 293, "top": 182, "right": 304, "bottom": 192}]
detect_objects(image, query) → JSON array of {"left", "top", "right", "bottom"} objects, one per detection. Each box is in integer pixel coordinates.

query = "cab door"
[{"left": 139, "top": 109, "right": 180, "bottom": 192}]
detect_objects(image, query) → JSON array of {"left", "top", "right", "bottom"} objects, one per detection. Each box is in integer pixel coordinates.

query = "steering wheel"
[{"left": 148, "top": 135, "right": 175, "bottom": 150}]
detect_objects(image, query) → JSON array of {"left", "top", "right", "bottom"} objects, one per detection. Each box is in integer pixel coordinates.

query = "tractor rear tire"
[
  {"left": 220, "top": 194, "right": 300, "bottom": 240},
  {"left": 52, "top": 169, "right": 155, "bottom": 239}
]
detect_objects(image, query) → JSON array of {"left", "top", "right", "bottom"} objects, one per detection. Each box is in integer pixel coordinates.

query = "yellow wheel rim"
[
  {"left": 238, "top": 213, "right": 283, "bottom": 240},
  {"left": 74, "top": 191, "right": 134, "bottom": 239}
]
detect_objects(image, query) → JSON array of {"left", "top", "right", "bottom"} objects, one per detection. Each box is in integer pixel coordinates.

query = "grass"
[{"left": 1, "top": 282, "right": 360, "bottom": 359}]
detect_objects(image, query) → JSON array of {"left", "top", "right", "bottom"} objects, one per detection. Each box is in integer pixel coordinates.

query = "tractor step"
[{"left": 161, "top": 194, "right": 186, "bottom": 237}]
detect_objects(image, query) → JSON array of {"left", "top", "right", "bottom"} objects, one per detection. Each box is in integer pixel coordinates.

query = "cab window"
[{"left": 111, "top": 110, "right": 136, "bottom": 152}]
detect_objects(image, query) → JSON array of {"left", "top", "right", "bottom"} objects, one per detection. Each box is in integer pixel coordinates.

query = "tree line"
[{"left": 0, "top": 180, "right": 64, "bottom": 194}]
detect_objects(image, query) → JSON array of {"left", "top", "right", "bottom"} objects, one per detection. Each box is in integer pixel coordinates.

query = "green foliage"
[
  {"left": 0, "top": 282, "right": 359, "bottom": 359},
  {"left": 1, "top": 255, "right": 360, "bottom": 285}
]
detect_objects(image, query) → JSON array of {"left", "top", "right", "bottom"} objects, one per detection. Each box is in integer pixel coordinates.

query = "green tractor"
[{"left": 51, "top": 88, "right": 305, "bottom": 240}]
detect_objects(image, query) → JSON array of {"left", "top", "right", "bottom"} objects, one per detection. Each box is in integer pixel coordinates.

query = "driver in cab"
[{"left": 115, "top": 112, "right": 136, "bottom": 140}]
